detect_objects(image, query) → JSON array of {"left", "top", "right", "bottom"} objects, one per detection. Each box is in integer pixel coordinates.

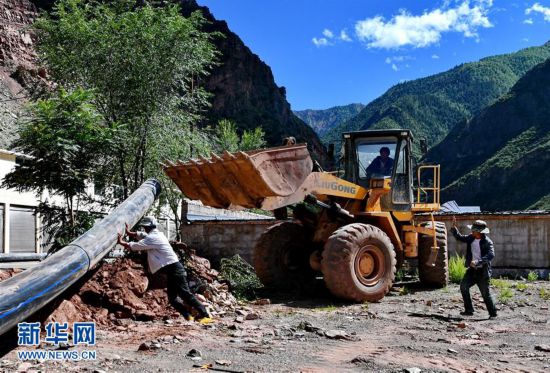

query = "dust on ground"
[{"left": 2, "top": 273, "right": 549, "bottom": 373}]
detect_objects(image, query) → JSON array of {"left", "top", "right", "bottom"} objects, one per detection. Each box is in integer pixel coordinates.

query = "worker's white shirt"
[
  {"left": 128, "top": 229, "right": 179, "bottom": 274},
  {"left": 471, "top": 239, "right": 482, "bottom": 264}
]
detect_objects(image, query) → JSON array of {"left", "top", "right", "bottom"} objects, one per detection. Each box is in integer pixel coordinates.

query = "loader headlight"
[{"left": 370, "top": 179, "right": 385, "bottom": 188}]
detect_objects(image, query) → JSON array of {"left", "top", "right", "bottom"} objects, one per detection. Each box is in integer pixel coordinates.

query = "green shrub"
[
  {"left": 491, "top": 278, "right": 510, "bottom": 290},
  {"left": 514, "top": 282, "right": 528, "bottom": 291},
  {"left": 527, "top": 271, "right": 539, "bottom": 282},
  {"left": 540, "top": 287, "right": 550, "bottom": 300},
  {"left": 498, "top": 288, "right": 514, "bottom": 303},
  {"left": 449, "top": 255, "right": 467, "bottom": 284},
  {"left": 220, "top": 254, "right": 263, "bottom": 300}
]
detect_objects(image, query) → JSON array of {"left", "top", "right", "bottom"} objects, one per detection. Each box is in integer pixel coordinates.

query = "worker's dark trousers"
[
  {"left": 460, "top": 267, "right": 497, "bottom": 316},
  {"left": 159, "top": 262, "right": 209, "bottom": 318}
]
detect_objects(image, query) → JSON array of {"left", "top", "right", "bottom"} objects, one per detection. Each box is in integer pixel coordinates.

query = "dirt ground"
[{"left": 2, "top": 277, "right": 549, "bottom": 373}]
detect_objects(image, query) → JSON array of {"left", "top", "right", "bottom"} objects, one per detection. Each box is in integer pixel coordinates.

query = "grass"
[
  {"left": 399, "top": 286, "right": 409, "bottom": 296},
  {"left": 514, "top": 282, "right": 528, "bottom": 291},
  {"left": 527, "top": 271, "right": 539, "bottom": 282},
  {"left": 315, "top": 304, "right": 337, "bottom": 312},
  {"left": 490, "top": 278, "right": 510, "bottom": 290},
  {"left": 449, "top": 255, "right": 467, "bottom": 284},
  {"left": 498, "top": 287, "right": 514, "bottom": 303},
  {"left": 540, "top": 287, "right": 550, "bottom": 301}
]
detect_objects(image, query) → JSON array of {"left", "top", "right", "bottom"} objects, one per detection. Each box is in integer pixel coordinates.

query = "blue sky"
[{"left": 199, "top": 0, "right": 550, "bottom": 111}]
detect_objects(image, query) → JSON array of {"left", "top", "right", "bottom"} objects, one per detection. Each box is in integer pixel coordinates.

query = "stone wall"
[
  {"left": 431, "top": 213, "right": 550, "bottom": 269},
  {"left": 181, "top": 220, "right": 276, "bottom": 268},
  {"left": 183, "top": 213, "right": 550, "bottom": 270}
]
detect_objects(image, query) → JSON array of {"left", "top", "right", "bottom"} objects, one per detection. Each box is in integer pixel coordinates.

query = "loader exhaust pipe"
[{"left": 0, "top": 179, "right": 161, "bottom": 336}]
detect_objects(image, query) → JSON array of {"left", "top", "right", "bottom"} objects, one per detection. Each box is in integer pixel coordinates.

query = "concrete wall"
[
  {"left": 181, "top": 220, "right": 276, "bottom": 268},
  {"left": 183, "top": 213, "right": 550, "bottom": 270}
]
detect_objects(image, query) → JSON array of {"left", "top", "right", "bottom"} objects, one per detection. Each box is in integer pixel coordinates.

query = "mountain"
[
  {"left": 426, "top": 58, "right": 550, "bottom": 211},
  {"left": 179, "top": 0, "right": 326, "bottom": 161},
  {"left": 323, "top": 42, "right": 550, "bottom": 153},
  {"left": 294, "top": 103, "right": 365, "bottom": 137}
]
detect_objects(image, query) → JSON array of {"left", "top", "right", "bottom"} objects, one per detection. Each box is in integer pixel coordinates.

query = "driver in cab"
[{"left": 366, "top": 146, "right": 394, "bottom": 177}]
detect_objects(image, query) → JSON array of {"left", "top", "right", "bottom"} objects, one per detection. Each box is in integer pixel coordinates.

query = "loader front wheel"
[
  {"left": 253, "top": 221, "right": 314, "bottom": 290},
  {"left": 321, "top": 223, "right": 396, "bottom": 302},
  {"left": 418, "top": 221, "right": 449, "bottom": 288}
]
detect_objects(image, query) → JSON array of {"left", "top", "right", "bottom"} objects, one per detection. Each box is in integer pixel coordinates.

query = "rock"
[
  {"left": 135, "top": 310, "right": 156, "bottom": 321},
  {"left": 46, "top": 299, "right": 80, "bottom": 325},
  {"left": 245, "top": 312, "right": 260, "bottom": 320},
  {"left": 236, "top": 309, "right": 248, "bottom": 316},
  {"left": 447, "top": 348, "right": 458, "bottom": 354},
  {"left": 216, "top": 360, "right": 232, "bottom": 366},
  {"left": 17, "top": 362, "right": 32, "bottom": 372},
  {"left": 404, "top": 368, "right": 422, "bottom": 373},
  {"left": 186, "top": 349, "right": 202, "bottom": 359},
  {"left": 535, "top": 344, "right": 550, "bottom": 352},
  {"left": 425, "top": 300, "right": 432, "bottom": 307},
  {"left": 325, "top": 330, "right": 350, "bottom": 340},
  {"left": 138, "top": 342, "right": 151, "bottom": 351},
  {"left": 456, "top": 322, "right": 467, "bottom": 328},
  {"left": 235, "top": 316, "right": 244, "bottom": 323},
  {"left": 299, "top": 321, "right": 322, "bottom": 333},
  {"left": 93, "top": 370, "right": 107, "bottom": 373},
  {"left": 252, "top": 298, "right": 271, "bottom": 305}
]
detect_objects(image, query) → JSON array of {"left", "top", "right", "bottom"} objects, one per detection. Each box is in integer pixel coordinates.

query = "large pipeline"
[{"left": 0, "top": 179, "right": 161, "bottom": 336}]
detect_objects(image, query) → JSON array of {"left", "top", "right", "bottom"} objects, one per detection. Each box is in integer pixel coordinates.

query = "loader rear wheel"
[
  {"left": 321, "top": 223, "right": 396, "bottom": 302},
  {"left": 418, "top": 221, "right": 449, "bottom": 288},
  {"left": 253, "top": 221, "right": 314, "bottom": 290}
]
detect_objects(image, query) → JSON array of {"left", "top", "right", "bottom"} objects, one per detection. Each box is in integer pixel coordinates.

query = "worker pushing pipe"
[{"left": 0, "top": 179, "right": 161, "bottom": 336}]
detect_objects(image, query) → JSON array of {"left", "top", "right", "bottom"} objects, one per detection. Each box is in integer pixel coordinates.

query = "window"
[
  {"left": 9, "top": 206, "right": 36, "bottom": 253},
  {"left": 356, "top": 138, "right": 397, "bottom": 180}
]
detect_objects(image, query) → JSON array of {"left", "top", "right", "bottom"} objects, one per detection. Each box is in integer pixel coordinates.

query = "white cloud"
[
  {"left": 432, "top": 54, "right": 440, "bottom": 59},
  {"left": 523, "top": 18, "right": 534, "bottom": 24},
  {"left": 526, "top": 3, "right": 550, "bottom": 21},
  {"left": 312, "top": 37, "right": 330, "bottom": 47},
  {"left": 391, "top": 63, "right": 399, "bottom": 71},
  {"left": 322, "top": 29, "right": 334, "bottom": 38},
  {"left": 354, "top": 0, "right": 493, "bottom": 49},
  {"left": 522, "top": 37, "right": 530, "bottom": 42},
  {"left": 339, "top": 29, "right": 352, "bottom": 42}
]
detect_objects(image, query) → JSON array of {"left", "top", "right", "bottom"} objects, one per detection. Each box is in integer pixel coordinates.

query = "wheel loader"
[{"left": 163, "top": 129, "right": 448, "bottom": 302}]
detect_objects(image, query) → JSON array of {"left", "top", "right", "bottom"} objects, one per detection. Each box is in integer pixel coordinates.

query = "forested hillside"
[
  {"left": 294, "top": 103, "right": 364, "bottom": 137},
  {"left": 323, "top": 42, "right": 550, "bottom": 152},
  {"left": 428, "top": 58, "right": 550, "bottom": 211}
]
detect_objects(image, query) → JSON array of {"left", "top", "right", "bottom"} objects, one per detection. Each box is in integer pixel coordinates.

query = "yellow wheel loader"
[{"left": 164, "top": 129, "right": 448, "bottom": 302}]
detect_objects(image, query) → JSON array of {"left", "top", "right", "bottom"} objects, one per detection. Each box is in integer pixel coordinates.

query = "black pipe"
[
  {"left": 0, "top": 254, "right": 46, "bottom": 263},
  {"left": 0, "top": 179, "right": 161, "bottom": 335}
]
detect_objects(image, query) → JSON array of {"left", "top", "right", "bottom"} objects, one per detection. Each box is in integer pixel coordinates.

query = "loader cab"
[{"left": 342, "top": 130, "right": 414, "bottom": 211}]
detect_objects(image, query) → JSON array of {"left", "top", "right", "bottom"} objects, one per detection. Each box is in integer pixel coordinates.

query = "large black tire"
[
  {"left": 321, "top": 223, "right": 396, "bottom": 302},
  {"left": 418, "top": 221, "right": 449, "bottom": 288},
  {"left": 253, "top": 221, "right": 314, "bottom": 290}
]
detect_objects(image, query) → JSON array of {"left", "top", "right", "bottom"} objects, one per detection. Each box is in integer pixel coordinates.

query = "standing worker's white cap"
[{"left": 138, "top": 216, "right": 157, "bottom": 227}]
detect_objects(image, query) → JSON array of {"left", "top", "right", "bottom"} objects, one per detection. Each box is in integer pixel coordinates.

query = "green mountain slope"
[
  {"left": 323, "top": 42, "right": 550, "bottom": 152},
  {"left": 294, "top": 103, "right": 365, "bottom": 137},
  {"left": 428, "top": 58, "right": 550, "bottom": 210}
]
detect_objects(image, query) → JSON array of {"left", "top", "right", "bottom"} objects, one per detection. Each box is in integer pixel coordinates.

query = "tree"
[
  {"left": 2, "top": 88, "right": 115, "bottom": 252},
  {"left": 214, "top": 119, "right": 266, "bottom": 152},
  {"left": 34, "top": 0, "right": 218, "bottom": 199}
]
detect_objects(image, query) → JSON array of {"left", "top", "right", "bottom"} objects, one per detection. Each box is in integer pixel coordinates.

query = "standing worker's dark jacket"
[{"left": 451, "top": 227, "right": 495, "bottom": 275}]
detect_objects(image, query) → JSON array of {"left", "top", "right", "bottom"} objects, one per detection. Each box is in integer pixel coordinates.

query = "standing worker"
[
  {"left": 451, "top": 218, "right": 497, "bottom": 318},
  {"left": 117, "top": 216, "right": 213, "bottom": 324}
]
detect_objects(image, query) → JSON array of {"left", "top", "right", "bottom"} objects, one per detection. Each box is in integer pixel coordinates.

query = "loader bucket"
[{"left": 163, "top": 144, "right": 313, "bottom": 209}]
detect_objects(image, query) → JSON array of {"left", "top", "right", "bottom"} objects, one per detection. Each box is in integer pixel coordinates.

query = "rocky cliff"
[
  {"left": 179, "top": 0, "right": 325, "bottom": 160},
  {"left": 0, "top": 0, "right": 39, "bottom": 148}
]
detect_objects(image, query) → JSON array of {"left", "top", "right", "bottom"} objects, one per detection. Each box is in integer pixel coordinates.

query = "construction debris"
[{"left": 46, "top": 242, "right": 239, "bottom": 327}]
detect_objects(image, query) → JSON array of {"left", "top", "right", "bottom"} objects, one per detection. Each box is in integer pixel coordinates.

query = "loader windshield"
[{"left": 356, "top": 138, "right": 397, "bottom": 181}]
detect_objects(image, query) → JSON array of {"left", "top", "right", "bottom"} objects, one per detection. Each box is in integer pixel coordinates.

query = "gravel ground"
[{"left": 2, "top": 279, "right": 549, "bottom": 372}]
